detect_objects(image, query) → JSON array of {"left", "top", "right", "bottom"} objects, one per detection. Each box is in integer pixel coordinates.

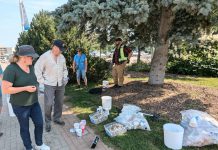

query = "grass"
[
  {"left": 126, "top": 76, "right": 218, "bottom": 88},
  {"left": 165, "top": 76, "right": 218, "bottom": 88},
  {"left": 65, "top": 78, "right": 218, "bottom": 150}
]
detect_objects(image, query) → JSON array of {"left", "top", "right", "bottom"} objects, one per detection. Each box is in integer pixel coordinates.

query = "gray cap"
[{"left": 17, "top": 45, "right": 39, "bottom": 58}]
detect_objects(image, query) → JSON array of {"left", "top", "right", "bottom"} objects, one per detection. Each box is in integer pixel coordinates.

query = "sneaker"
[
  {"left": 35, "top": 143, "right": 50, "bottom": 150},
  {"left": 54, "top": 120, "right": 65, "bottom": 126},
  {"left": 45, "top": 124, "right": 51, "bottom": 132}
]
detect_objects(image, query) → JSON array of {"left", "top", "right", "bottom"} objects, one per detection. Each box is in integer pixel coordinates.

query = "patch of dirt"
[{"left": 103, "top": 72, "right": 218, "bottom": 122}]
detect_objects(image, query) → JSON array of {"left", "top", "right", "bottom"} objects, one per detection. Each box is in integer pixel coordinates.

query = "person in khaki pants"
[{"left": 112, "top": 38, "right": 132, "bottom": 88}]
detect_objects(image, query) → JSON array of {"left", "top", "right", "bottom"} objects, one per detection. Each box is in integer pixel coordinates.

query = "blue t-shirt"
[{"left": 74, "top": 54, "right": 87, "bottom": 70}]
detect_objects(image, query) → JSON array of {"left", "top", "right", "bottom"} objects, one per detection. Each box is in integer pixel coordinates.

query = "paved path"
[{"left": 0, "top": 93, "right": 113, "bottom": 150}]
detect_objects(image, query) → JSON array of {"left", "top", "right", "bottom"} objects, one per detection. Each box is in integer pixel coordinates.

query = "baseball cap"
[
  {"left": 17, "top": 45, "right": 39, "bottom": 58},
  {"left": 115, "top": 37, "right": 122, "bottom": 42},
  {"left": 53, "top": 39, "right": 65, "bottom": 51}
]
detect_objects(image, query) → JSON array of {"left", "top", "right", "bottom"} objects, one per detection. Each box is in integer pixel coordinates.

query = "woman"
[
  {"left": 2, "top": 45, "right": 50, "bottom": 150},
  {"left": 72, "top": 47, "right": 88, "bottom": 88}
]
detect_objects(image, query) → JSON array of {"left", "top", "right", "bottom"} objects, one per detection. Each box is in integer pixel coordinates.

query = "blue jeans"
[
  {"left": 76, "top": 69, "right": 86, "bottom": 80},
  {"left": 12, "top": 102, "right": 43, "bottom": 150}
]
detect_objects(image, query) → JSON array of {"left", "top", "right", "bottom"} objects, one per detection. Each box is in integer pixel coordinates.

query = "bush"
[
  {"left": 68, "top": 56, "right": 111, "bottom": 83},
  {"left": 87, "top": 57, "right": 111, "bottom": 82},
  {"left": 167, "top": 58, "right": 218, "bottom": 77},
  {"left": 127, "top": 61, "right": 150, "bottom": 72}
]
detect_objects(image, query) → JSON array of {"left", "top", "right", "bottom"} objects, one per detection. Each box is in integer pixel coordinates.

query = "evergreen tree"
[{"left": 56, "top": 0, "right": 218, "bottom": 85}]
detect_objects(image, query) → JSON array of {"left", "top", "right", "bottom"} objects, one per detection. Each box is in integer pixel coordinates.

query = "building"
[{"left": 0, "top": 44, "right": 14, "bottom": 63}]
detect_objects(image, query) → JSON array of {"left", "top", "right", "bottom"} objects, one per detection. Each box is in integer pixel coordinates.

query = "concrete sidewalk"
[{"left": 0, "top": 94, "right": 113, "bottom": 150}]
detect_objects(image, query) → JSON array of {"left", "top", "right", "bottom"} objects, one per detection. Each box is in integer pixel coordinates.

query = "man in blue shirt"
[{"left": 73, "top": 48, "right": 88, "bottom": 88}]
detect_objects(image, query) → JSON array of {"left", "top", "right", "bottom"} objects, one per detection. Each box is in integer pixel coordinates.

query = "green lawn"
[
  {"left": 65, "top": 77, "right": 218, "bottom": 150},
  {"left": 165, "top": 76, "right": 218, "bottom": 88},
  {"left": 125, "top": 76, "right": 218, "bottom": 88}
]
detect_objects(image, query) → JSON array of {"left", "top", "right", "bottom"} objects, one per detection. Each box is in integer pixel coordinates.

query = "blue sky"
[{"left": 0, "top": 0, "right": 68, "bottom": 47}]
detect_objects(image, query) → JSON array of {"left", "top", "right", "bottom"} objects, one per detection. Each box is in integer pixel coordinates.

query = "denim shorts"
[{"left": 76, "top": 69, "right": 86, "bottom": 80}]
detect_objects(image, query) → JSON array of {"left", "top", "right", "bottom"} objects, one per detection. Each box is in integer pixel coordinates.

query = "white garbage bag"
[
  {"left": 114, "top": 104, "right": 150, "bottom": 131},
  {"left": 180, "top": 109, "right": 218, "bottom": 147}
]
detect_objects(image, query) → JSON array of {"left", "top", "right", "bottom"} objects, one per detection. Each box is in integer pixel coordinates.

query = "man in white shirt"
[{"left": 35, "top": 40, "right": 68, "bottom": 132}]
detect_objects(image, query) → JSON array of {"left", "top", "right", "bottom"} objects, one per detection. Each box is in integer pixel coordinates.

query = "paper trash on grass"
[{"left": 181, "top": 109, "right": 218, "bottom": 147}]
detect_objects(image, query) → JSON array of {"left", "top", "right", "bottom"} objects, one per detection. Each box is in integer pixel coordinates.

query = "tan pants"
[{"left": 112, "top": 62, "right": 126, "bottom": 86}]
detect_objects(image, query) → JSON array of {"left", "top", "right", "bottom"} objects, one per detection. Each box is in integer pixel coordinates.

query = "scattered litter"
[
  {"left": 121, "top": 104, "right": 141, "bottom": 113},
  {"left": 70, "top": 120, "right": 88, "bottom": 137},
  {"left": 104, "top": 122, "right": 127, "bottom": 137},
  {"left": 143, "top": 113, "right": 160, "bottom": 121},
  {"left": 70, "top": 128, "right": 76, "bottom": 133},
  {"left": 114, "top": 104, "right": 151, "bottom": 131},
  {"left": 181, "top": 109, "right": 218, "bottom": 147},
  {"left": 91, "top": 136, "right": 100, "bottom": 149},
  {"left": 89, "top": 106, "right": 109, "bottom": 124}
]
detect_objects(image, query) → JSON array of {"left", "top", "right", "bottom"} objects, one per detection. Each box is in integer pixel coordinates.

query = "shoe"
[
  {"left": 54, "top": 120, "right": 65, "bottom": 126},
  {"left": 0, "top": 132, "right": 3, "bottom": 137},
  {"left": 35, "top": 143, "right": 50, "bottom": 150},
  {"left": 77, "top": 85, "right": 81, "bottom": 89},
  {"left": 45, "top": 124, "right": 51, "bottom": 132},
  {"left": 112, "top": 84, "right": 118, "bottom": 88}
]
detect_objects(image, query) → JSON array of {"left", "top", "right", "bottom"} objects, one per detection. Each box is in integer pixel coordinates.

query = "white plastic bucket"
[
  {"left": 102, "top": 80, "right": 109, "bottom": 89},
  {"left": 163, "top": 123, "right": 184, "bottom": 150},
  {"left": 101, "top": 96, "right": 112, "bottom": 110}
]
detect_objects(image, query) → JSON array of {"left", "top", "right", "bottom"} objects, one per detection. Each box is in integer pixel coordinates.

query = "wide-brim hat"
[{"left": 17, "top": 45, "right": 39, "bottom": 58}]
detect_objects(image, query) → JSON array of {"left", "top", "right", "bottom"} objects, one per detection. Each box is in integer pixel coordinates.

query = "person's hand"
[
  {"left": 63, "top": 77, "right": 69, "bottom": 86},
  {"left": 25, "top": 86, "right": 37, "bottom": 93}
]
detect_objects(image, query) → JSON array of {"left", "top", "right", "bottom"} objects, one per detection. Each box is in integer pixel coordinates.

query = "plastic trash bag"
[
  {"left": 114, "top": 104, "right": 150, "bottom": 131},
  {"left": 180, "top": 109, "right": 218, "bottom": 147},
  {"left": 121, "top": 104, "right": 142, "bottom": 113}
]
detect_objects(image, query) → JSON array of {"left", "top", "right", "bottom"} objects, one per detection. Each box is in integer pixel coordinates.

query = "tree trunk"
[
  {"left": 148, "top": 7, "right": 174, "bottom": 85},
  {"left": 137, "top": 46, "right": 141, "bottom": 63}
]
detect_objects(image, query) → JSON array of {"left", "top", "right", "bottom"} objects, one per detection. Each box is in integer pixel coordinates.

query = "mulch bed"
[{"left": 102, "top": 72, "right": 218, "bottom": 122}]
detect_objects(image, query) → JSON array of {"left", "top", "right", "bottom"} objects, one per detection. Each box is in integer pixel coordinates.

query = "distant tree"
[{"left": 17, "top": 10, "right": 56, "bottom": 55}]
